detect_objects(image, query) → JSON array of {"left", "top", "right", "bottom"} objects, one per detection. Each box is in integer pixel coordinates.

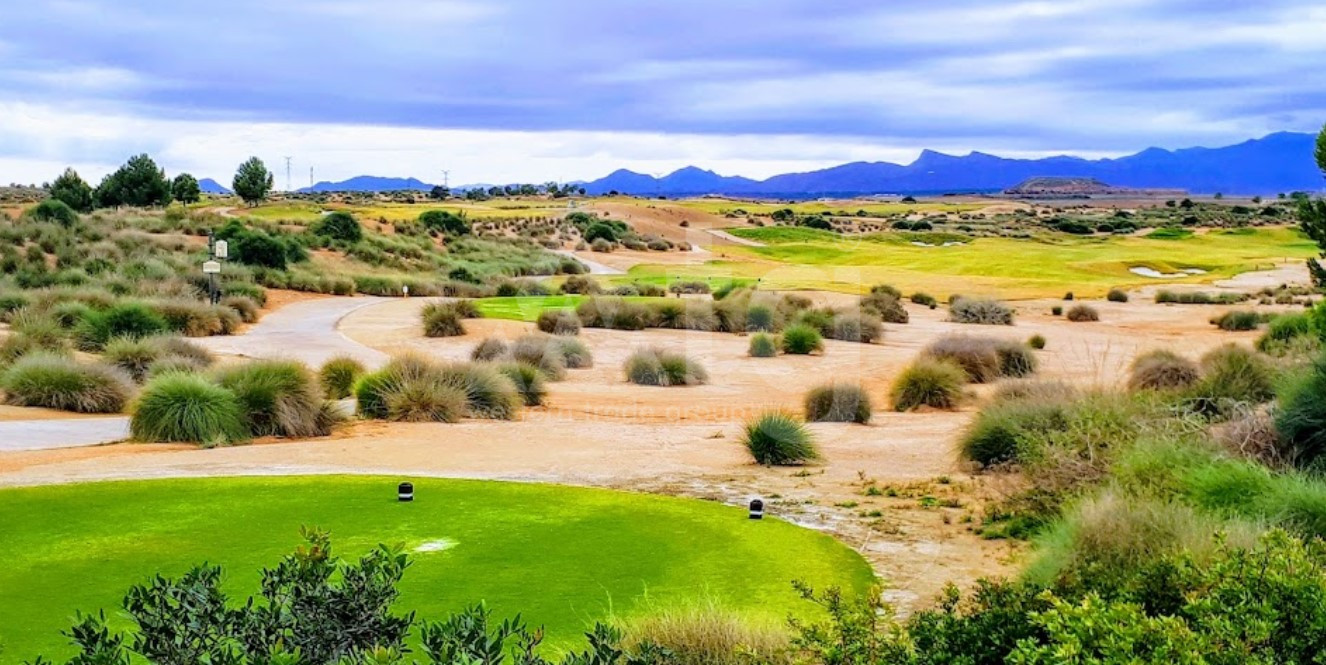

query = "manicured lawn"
[
  {"left": 0, "top": 476, "right": 872, "bottom": 663},
  {"left": 623, "top": 226, "right": 1315, "bottom": 299},
  {"left": 474, "top": 295, "right": 671, "bottom": 321}
]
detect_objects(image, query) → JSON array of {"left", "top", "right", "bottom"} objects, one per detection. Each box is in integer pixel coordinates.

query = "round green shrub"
[
  {"left": 75, "top": 302, "right": 169, "bottom": 350},
  {"left": 215, "top": 359, "right": 330, "bottom": 438},
  {"left": 497, "top": 362, "right": 548, "bottom": 406},
  {"left": 536, "top": 309, "right": 581, "bottom": 335},
  {"left": 1028, "top": 334, "right": 1047, "bottom": 350},
  {"left": 960, "top": 400, "right": 1070, "bottom": 466},
  {"left": 1211, "top": 310, "right": 1261, "bottom": 331},
  {"left": 102, "top": 336, "right": 163, "bottom": 382},
  {"left": 1276, "top": 355, "right": 1326, "bottom": 467},
  {"left": 1051, "top": 306, "right": 1063, "bottom": 316},
  {"left": 1258, "top": 313, "right": 1315, "bottom": 352},
  {"left": 29, "top": 199, "right": 79, "bottom": 227},
  {"left": 890, "top": 358, "right": 966, "bottom": 411},
  {"left": 1128, "top": 349, "right": 1200, "bottom": 391},
  {"left": 1065, "top": 304, "right": 1100, "bottom": 322},
  {"left": 745, "top": 304, "right": 775, "bottom": 332},
  {"left": 780, "top": 324, "right": 823, "bottom": 355},
  {"left": 319, "top": 355, "right": 365, "bottom": 400},
  {"left": 0, "top": 353, "right": 133, "bottom": 413},
  {"left": 311, "top": 211, "right": 363, "bottom": 243},
  {"left": 743, "top": 411, "right": 819, "bottom": 465},
  {"left": 131, "top": 372, "right": 248, "bottom": 444},
  {"left": 1188, "top": 344, "right": 1275, "bottom": 416},
  {"left": 748, "top": 333, "right": 778, "bottom": 357},
  {"left": 804, "top": 382, "right": 872, "bottom": 424},
  {"left": 1107, "top": 288, "right": 1129, "bottom": 303}
]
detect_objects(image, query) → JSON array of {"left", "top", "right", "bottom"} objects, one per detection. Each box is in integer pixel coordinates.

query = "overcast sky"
[{"left": 2, "top": 0, "right": 1324, "bottom": 186}]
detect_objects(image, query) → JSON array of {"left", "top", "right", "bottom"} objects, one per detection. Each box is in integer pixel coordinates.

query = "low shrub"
[
  {"left": 152, "top": 336, "right": 214, "bottom": 368},
  {"left": 780, "top": 323, "right": 823, "bottom": 355},
  {"left": 102, "top": 336, "right": 163, "bottom": 382},
  {"left": 497, "top": 362, "right": 548, "bottom": 407},
  {"left": 1028, "top": 334, "right": 1047, "bottom": 350},
  {"left": 1065, "top": 304, "right": 1100, "bottom": 322},
  {"left": 828, "top": 312, "right": 882, "bottom": 343},
  {"left": 620, "top": 604, "right": 790, "bottom": 665},
  {"left": 1275, "top": 355, "right": 1326, "bottom": 467},
  {"left": 910, "top": 292, "right": 938, "bottom": 308},
  {"left": 949, "top": 298, "right": 1015, "bottom": 325},
  {"left": 745, "top": 304, "right": 776, "bottom": 332},
  {"left": 861, "top": 288, "right": 909, "bottom": 324},
  {"left": 1188, "top": 344, "right": 1275, "bottom": 415},
  {"left": 923, "top": 335, "right": 1001, "bottom": 383},
  {"left": 748, "top": 332, "right": 778, "bottom": 357},
  {"left": 536, "top": 309, "right": 581, "bottom": 335},
  {"left": 891, "top": 358, "right": 966, "bottom": 411},
  {"left": 383, "top": 378, "right": 467, "bottom": 423},
  {"left": 50, "top": 301, "right": 92, "bottom": 328},
  {"left": 1106, "top": 288, "right": 1129, "bottom": 303},
  {"left": 960, "top": 399, "right": 1071, "bottom": 466},
  {"left": 1051, "top": 306, "right": 1063, "bottom": 316},
  {"left": 1211, "top": 310, "right": 1262, "bottom": 331},
  {"left": 421, "top": 302, "right": 467, "bottom": 337},
  {"left": 153, "top": 300, "right": 230, "bottom": 337},
  {"left": 1258, "top": 313, "right": 1315, "bottom": 353},
  {"left": 75, "top": 301, "right": 169, "bottom": 350},
  {"left": 1128, "top": 349, "right": 1200, "bottom": 391},
  {"left": 221, "top": 295, "right": 261, "bottom": 324},
  {"left": 624, "top": 347, "right": 708, "bottom": 386},
  {"left": 1063, "top": 292, "right": 1074, "bottom": 301},
  {"left": 510, "top": 334, "right": 568, "bottom": 380},
  {"left": 559, "top": 275, "right": 601, "bottom": 295},
  {"left": 1156, "top": 290, "right": 1246, "bottom": 305},
  {"left": 992, "top": 379, "right": 1077, "bottom": 404},
  {"left": 743, "top": 411, "right": 819, "bottom": 465},
  {"left": 215, "top": 359, "right": 331, "bottom": 438},
  {"left": 319, "top": 356, "right": 365, "bottom": 400},
  {"left": 995, "top": 340, "right": 1038, "bottom": 377},
  {"left": 131, "top": 372, "right": 249, "bottom": 444},
  {"left": 576, "top": 297, "right": 652, "bottom": 331},
  {"left": 471, "top": 337, "right": 510, "bottom": 362},
  {"left": 804, "top": 382, "right": 872, "bottom": 424},
  {"left": 439, "top": 362, "right": 521, "bottom": 419},
  {"left": 0, "top": 353, "right": 132, "bottom": 413},
  {"left": 553, "top": 336, "right": 593, "bottom": 369}
]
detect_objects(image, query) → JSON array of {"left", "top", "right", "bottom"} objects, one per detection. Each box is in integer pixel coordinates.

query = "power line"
[{"left": 283, "top": 157, "right": 293, "bottom": 192}]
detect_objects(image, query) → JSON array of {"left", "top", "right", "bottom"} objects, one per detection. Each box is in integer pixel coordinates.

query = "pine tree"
[
  {"left": 232, "top": 157, "right": 274, "bottom": 206},
  {"left": 1301, "top": 125, "right": 1326, "bottom": 287}
]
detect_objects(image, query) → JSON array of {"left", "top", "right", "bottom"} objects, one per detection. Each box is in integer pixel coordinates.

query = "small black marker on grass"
[
  {"left": 398, "top": 482, "right": 414, "bottom": 502},
  {"left": 749, "top": 498, "right": 764, "bottom": 520}
]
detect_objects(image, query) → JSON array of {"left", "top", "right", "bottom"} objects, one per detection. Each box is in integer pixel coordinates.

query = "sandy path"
[
  {"left": 193, "top": 295, "right": 392, "bottom": 367},
  {"left": 705, "top": 228, "right": 764, "bottom": 247},
  {"left": 553, "top": 250, "right": 625, "bottom": 275},
  {"left": 0, "top": 417, "right": 130, "bottom": 451}
]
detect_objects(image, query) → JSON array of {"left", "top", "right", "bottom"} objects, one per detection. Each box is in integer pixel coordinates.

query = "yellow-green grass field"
[
  {"left": 475, "top": 295, "right": 674, "bottom": 321},
  {"left": 620, "top": 226, "right": 1316, "bottom": 299},
  {"left": 211, "top": 199, "right": 577, "bottom": 223},
  {"left": 663, "top": 198, "right": 984, "bottom": 216},
  {"left": 0, "top": 476, "right": 873, "bottom": 663}
]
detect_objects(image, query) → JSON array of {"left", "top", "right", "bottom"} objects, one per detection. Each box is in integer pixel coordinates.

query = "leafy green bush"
[
  {"left": 131, "top": 372, "right": 249, "bottom": 444},
  {"left": 1128, "top": 349, "right": 1200, "bottom": 391},
  {"left": 0, "top": 353, "right": 132, "bottom": 413},
  {"left": 624, "top": 347, "right": 708, "bottom": 386},
  {"left": 748, "top": 332, "right": 778, "bottom": 357},
  {"left": 780, "top": 324, "right": 823, "bottom": 355},
  {"left": 804, "top": 382, "right": 872, "bottom": 424},
  {"left": 419, "top": 209, "right": 470, "bottom": 235},
  {"left": 910, "top": 292, "right": 938, "bottom": 308},
  {"left": 215, "top": 359, "right": 331, "bottom": 438},
  {"left": 743, "top": 411, "right": 819, "bottom": 465},
  {"left": 1106, "top": 288, "right": 1129, "bottom": 303},
  {"left": 949, "top": 298, "right": 1015, "bottom": 325},
  {"left": 1028, "top": 334, "right": 1047, "bottom": 350},
  {"left": 75, "top": 301, "right": 169, "bottom": 350},
  {"left": 319, "top": 356, "right": 365, "bottom": 400},
  {"left": 29, "top": 199, "right": 79, "bottom": 227},
  {"left": 1065, "top": 304, "right": 1099, "bottom": 322},
  {"left": 536, "top": 309, "right": 581, "bottom": 335},
  {"left": 311, "top": 211, "right": 363, "bottom": 243},
  {"left": 102, "top": 336, "right": 164, "bottom": 382},
  {"left": 1051, "top": 305, "right": 1063, "bottom": 316},
  {"left": 745, "top": 304, "right": 776, "bottom": 332},
  {"left": 1210, "top": 309, "right": 1262, "bottom": 331},
  {"left": 891, "top": 358, "right": 966, "bottom": 411},
  {"left": 497, "top": 362, "right": 548, "bottom": 407}
]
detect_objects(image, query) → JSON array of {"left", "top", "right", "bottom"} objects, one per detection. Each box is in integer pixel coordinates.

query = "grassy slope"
[
  {"left": 224, "top": 199, "right": 574, "bottom": 223},
  {"left": 0, "top": 476, "right": 872, "bottom": 663},
  {"left": 622, "top": 226, "right": 1315, "bottom": 299}
]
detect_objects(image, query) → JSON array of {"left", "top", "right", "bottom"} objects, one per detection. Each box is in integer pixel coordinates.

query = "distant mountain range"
[
  {"left": 199, "top": 178, "right": 231, "bottom": 195},
  {"left": 208, "top": 132, "right": 1324, "bottom": 198}
]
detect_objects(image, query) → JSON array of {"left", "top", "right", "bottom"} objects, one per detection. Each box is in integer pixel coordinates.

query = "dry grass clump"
[
  {"left": 860, "top": 285, "right": 909, "bottom": 324},
  {"left": 471, "top": 337, "right": 510, "bottom": 361},
  {"left": 215, "top": 359, "right": 334, "bottom": 438},
  {"left": 510, "top": 334, "right": 569, "bottom": 380},
  {"left": 496, "top": 362, "right": 548, "bottom": 407},
  {"left": 890, "top": 358, "right": 966, "bottom": 411},
  {"left": 356, "top": 353, "right": 521, "bottom": 421},
  {"left": 922, "top": 335, "right": 998, "bottom": 383},
  {"left": 803, "top": 382, "right": 872, "bottom": 424},
  {"left": 748, "top": 333, "right": 778, "bottom": 357},
  {"left": 421, "top": 301, "right": 469, "bottom": 337},
  {"left": 743, "top": 411, "right": 819, "bottom": 465},
  {"left": 131, "top": 372, "right": 249, "bottom": 444},
  {"left": 948, "top": 297, "right": 1015, "bottom": 325},
  {"left": 779, "top": 323, "right": 823, "bottom": 355},
  {"left": 0, "top": 353, "right": 133, "bottom": 413},
  {"left": 624, "top": 347, "right": 708, "bottom": 386},
  {"left": 318, "top": 355, "right": 365, "bottom": 400},
  {"left": 576, "top": 297, "right": 652, "bottom": 330},
  {"left": 535, "top": 308, "right": 581, "bottom": 335},
  {"left": 1128, "top": 350, "right": 1200, "bottom": 391},
  {"left": 828, "top": 312, "right": 883, "bottom": 343},
  {"left": 620, "top": 602, "right": 790, "bottom": 665},
  {"left": 1065, "top": 304, "right": 1100, "bottom": 322}
]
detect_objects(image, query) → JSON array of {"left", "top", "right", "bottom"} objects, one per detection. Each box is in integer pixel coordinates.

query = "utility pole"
[
  {"left": 441, "top": 170, "right": 449, "bottom": 189},
  {"left": 309, "top": 166, "right": 314, "bottom": 188},
  {"left": 284, "top": 156, "right": 293, "bottom": 192}
]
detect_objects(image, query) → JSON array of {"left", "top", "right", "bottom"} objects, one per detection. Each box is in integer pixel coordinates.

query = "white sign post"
[{"left": 213, "top": 240, "right": 228, "bottom": 259}]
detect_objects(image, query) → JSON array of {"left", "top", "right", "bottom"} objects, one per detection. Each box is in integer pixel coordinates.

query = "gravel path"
[
  {"left": 0, "top": 417, "right": 130, "bottom": 452},
  {"left": 192, "top": 296, "right": 392, "bottom": 367}
]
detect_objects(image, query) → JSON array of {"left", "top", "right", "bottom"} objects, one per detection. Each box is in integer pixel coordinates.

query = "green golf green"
[{"left": 0, "top": 476, "right": 874, "bottom": 662}]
